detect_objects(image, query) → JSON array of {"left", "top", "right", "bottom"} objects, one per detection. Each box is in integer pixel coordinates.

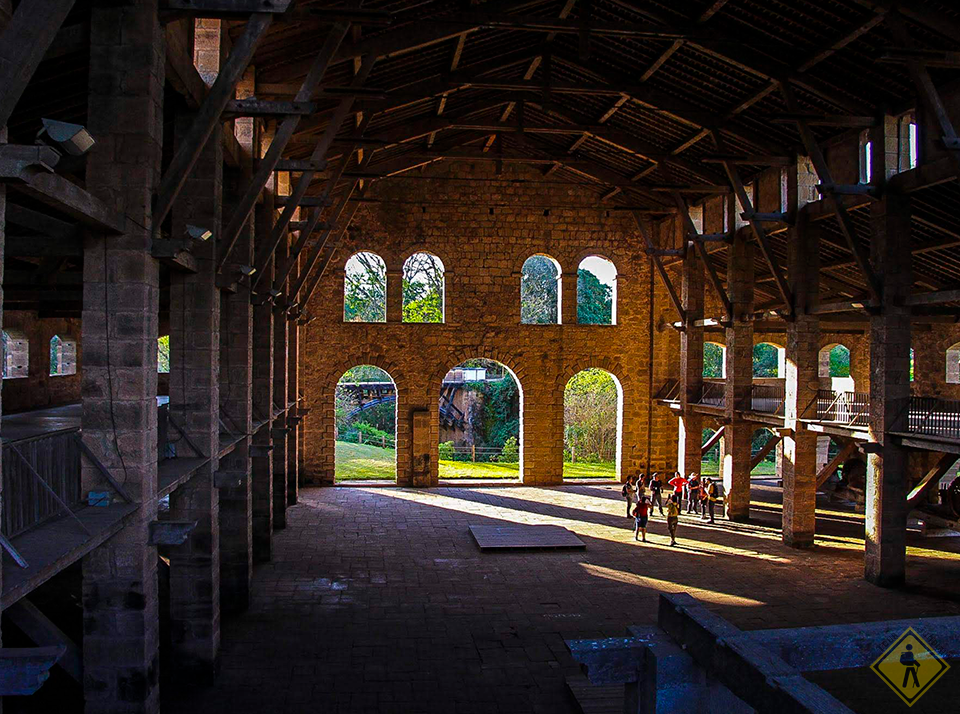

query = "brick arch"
[
  {"left": 340, "top": 248, "right": 388, "bottom": 273},
  {"left": 315, "top": 351, "right": 407, "bottom": 407},
  {"left": 430, "top": 349, "right": 528, "bottom": 391},
  {"left": 399, "top": 246, "right": 447, "bottom": 270},
  {"left": 570, "top": 249, "right": 620, "bottom": 274},
  {"left": 560, "top": 357, "right": 632, "bottom": 393},
  {"left": 513, "top": 251, "right": 563, "bottom": 276}
]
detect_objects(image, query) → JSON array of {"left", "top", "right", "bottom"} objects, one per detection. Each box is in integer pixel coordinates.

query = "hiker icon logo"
[{"left": 870, "top": 627, "right": 950, "bottom": 707}]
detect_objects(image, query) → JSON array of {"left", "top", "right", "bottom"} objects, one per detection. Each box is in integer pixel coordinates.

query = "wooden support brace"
[
  {"left": 701, "top": 426, "right": 724, "bottom": 456},
  {"left": 672, "top": 191, "right": 733, "bottom": 319},
  {"left": 750, "top": 434, "right": 782, "bottom": 470},
  {"left": 9, "top": 445, "right": 91, "bottom": 536},
  {"left": 154, "top": 13, "right": 273, "bottom": 226},
  {"left": 294, "top": 200, "right": 363, "bottom": 307},
  {"left": 632, "top": 211, "right": 684, "bottom": 322},
  {"left": 816, "top": 440, "right": 858, "bottom": 488},
  {"left": 906, "top": 452, "right": 959, "bottom": 509},
  {"left": 73, "top": 434, "right": 134, "bottom": 503},
  {"left": 5, "top": 599, "right": 82, "bottom": 683},
  {"left": 217, "top": 18, "right": 352, "bottom": 270}
]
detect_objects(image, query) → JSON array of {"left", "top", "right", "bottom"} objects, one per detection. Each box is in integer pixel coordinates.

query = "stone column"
[
  {"left": 251, "top": 197, "right": 274, "bottom": 560},
  {"left": 561, "top": 271, "right": 577, "bottom": 324},
  {"left": 781, "top": 214, "right": 820, "bottom": 548},
  {"left": 866, "top": 195, "right": 912, "bottom": 587},
  {"left": 166, "top": 102, "right": 222, "bottom": 681},
  {"left": 217, "top": 69, "right": 255, "bottom": 614},
  {"left": 81, "top": 1, "right": 163, "bottom": 710},
  {"left": 722, "top": 232, "right": 754, "bottom": 521},
  {"left": 271, "top": 236, "right": 289, "bottom": 528},
  {"left": 386, "top": 268, "right": 402, "bottom": 323},
  {"left": 678, "top": 239, "right": 704, "bottom": 477},
  {"left": 0, "top": 0, "right": 9, "bottom": 682},
  {"left": 287, "top": 298, "right": 300, "bottom": 505}
]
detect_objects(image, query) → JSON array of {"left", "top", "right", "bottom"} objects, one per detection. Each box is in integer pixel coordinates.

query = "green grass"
[
  {"left": 563, "top": 460, "right": 616, "bottom": 479},
  {"left": 701, "top": 458, "right": 776, "bottom": 476},
  {"left": 335, "top": 442, "right": 619, "bottom": 481},
  {"left": 335, "top": 441, "right": 396, "bottom": 481}
]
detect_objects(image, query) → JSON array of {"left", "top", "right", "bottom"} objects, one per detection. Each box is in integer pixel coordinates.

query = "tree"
[
  {"left": 564, "top": 369, "right": 618, "bottom": 462},
  {"left": 829, "top": 345, "right": 851, "bottom": 377},
  {"left": 403, "top": 252, "right": 444, "bottom": 323},
  {"left": 158, "top": 335, "right": 170, "bottom": 373},
  {"left": 753, "top": 343, "right": 780, "bottom": 377},
  {"left": 521, "top": 256, "right": 559, "bottom": 323},
  {"left": 344, "top": 252, "right": 386, "bottom": 322},
  {"left": 577, "top": 269, "right": 613, "bottom": 324},
  {"left": 703, "top": 343, "right": 724, "bottom": 377}
]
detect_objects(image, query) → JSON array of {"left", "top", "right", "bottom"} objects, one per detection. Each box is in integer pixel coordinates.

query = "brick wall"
[
  {"left": 2, "top": 311, "right": 82, "bottom": 412},
  {"left": 301, "top": 161, "right": 679, "bottom": 486}
]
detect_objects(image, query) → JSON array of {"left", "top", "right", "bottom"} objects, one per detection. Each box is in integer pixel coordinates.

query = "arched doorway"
[
  {"left": 437, "top": 359, "right": 522, "bottom": 480},
  {"left": 335, "top": 365, "right": 397, "bottom": 481},
  {"left": 563, "top": 368, "right": 623, "bottom": 480}
]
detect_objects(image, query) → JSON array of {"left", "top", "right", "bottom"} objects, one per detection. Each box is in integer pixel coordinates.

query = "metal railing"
[
  {"left": 813, "top": 390, "right": 870, "bottom": 428},
  {"left": 908, "top": 397, "right": 960, "bottom": 440},
  {"left": 747, "top": 383, "right": 786, "bottom": 416},
  {"left": 697, "top": 381, "right": 726, "bottom": 409},
  {"left": 2, "top": 431, "right": 82, "bottom": 538}
]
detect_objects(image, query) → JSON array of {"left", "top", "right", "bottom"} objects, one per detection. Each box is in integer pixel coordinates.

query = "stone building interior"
[{"left": 1, "top": 0, "right": 960, "bottom": 712}]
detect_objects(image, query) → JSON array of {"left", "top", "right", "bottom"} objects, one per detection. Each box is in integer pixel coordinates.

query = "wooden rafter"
[
  {"left": 632, "top": 212, "right": 684, "bottom": 322},
  {"left": 672, "top": 191, "right": 732, "bottom": 320}
]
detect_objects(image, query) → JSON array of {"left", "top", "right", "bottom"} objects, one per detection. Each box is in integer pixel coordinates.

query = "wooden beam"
[
  {"left": 5, "top": 599, "right": 81, "bottom": 683},
  {"left": 701, "top": 426, "right": 724, "bottom": 455},
  {"left": 633, "top": 211, "right": 684, "bottom": 322},
  {"left": 295, "top": 200, "right": 363, "bottom": 310},
  {"left": 223, "top": 98, "right": 316, "bottom": 116},
  {"left": 160, "top": 0, "right": 291, "bottom": 14},
  {"left": 673, "top": 191, "right": 732, "bottom": 319},
  {"left": 768, "top": 114, "right": 878, "bottom": 128},
  {"left": 217, "top": 19, "right": 351, "bottom": 269},
  {"left": 905, "top": 288, "right": 960, "bottom": 306},
  {"left": 750, "top": 434, "right": 782, "bottom": 470},
  {"left": 8, "top": 172, "right": 123, "bottom": 233},
  {"left": 0, "top": 0, "right": 76, "bottom": 130},
  {"left": 816, "top": 440, "right": 858, "bottom": 488},
  {"left": 907, "top": 452, "right": 959, "bottom": 509},
  {"left": 154, "top": 13, "right": 272, "bottom": 226}
]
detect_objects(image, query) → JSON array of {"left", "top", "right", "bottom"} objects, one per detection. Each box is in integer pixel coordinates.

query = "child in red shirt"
[{"left": 633, "top": 496, "right": 650, "bottom": 542}]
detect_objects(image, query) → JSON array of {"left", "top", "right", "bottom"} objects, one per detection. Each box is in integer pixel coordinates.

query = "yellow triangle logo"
[{"left": 870, "top": 627, "right": 950, "bottom": 707}]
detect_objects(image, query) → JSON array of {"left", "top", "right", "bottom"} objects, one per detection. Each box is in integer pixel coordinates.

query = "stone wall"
[{"left": 301, "top": 161, "right": 679, "bottom": 486}]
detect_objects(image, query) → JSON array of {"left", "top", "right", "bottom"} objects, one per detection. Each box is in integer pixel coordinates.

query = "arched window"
[
  {"left": 819, "top": 344, "right": 850, "bottom": 378},
  {"left": 577, "top": 256, "right": 616, "bottom": 325},
  {"left": 49, "top": 335, "right": 77, "bottom": 376},
  {"left": 947, "top": 343, "right": 960, "bottom": 384},
  {"left": 344, "top": 251, "right": 387, "bottom": 322},
  {"left": 703, "top": 342, "right": 725, "bottom": 378},
  {"left": 910, "top": 347, "right": 915, "bottom": 382},
  {"left": 2, "top": 329, "right": 29, "bottom": 379},
  {"left": 402, "top": 252, "right": 444, "bottom": 323},
  {"left": 520, "top": 254, "right": 561, "bottom": 324},
  {"left": 753, "top": 342, "right": 785, "bottom": 378},
  {"left": 158, "top": 335, "right": 170, "bottom": 374}
]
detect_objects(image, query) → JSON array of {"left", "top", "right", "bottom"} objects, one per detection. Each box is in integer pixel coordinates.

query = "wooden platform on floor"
[{"left": 469, "top": 524, "right": 586, "bottom": 551}]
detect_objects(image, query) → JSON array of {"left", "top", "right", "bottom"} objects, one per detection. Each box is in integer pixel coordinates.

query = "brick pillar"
[
  {"left": 166, "top": 103, "right": 222, "bottom": 681},
  {"left": 287, "top": 299, "right": 299, "bottom": 505},
  {"left": 81, "top": 1, "right": 163, "bottom": 710},
  {"left": 386, "top": 268, "right": 402, "bottom": 323},
  {"left": 217, "top": 181, "right": 253, "bottom": 612},
  {"left": 678, "top": 242, "right": 704, "bottom": 476},
  {"left": 217, "top": 69, "right": 255, "bottom": 613},
  {"left": 0, "top": 0, "right": 9, "bottom": 686},
  {"left": 722, "top": 232, "right": 754, "bottom": 521},
  {"left": 251, "top": 198, "right": 274, "bottom": 560},
  {"left": 781, "top": 214, "right": 820, "bottom": 548},
  {"left": 271, "top": 237, "right": 289, "bottom": 529},
  {"left": 561, "top": 271, "right": 577, "bottom": 324},
  {"left": 866, "top": 195, "right": 912, "bottom": 587}
]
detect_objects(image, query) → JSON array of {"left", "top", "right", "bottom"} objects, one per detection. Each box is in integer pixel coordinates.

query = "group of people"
[{"left": 620, "top": 472, "right": 722, "bottom": 546}]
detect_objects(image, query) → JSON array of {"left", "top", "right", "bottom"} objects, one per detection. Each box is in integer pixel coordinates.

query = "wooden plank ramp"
[
  {"left": 565, "top": 675, "right": 623, "bottom": 714},
  {"left": 469, "top": 524, "right": 585, "bottom": 551}
]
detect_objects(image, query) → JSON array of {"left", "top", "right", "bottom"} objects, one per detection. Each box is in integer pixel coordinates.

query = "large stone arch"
[{"left": 302, "top": 349, "right": 406, "bottom": 486}]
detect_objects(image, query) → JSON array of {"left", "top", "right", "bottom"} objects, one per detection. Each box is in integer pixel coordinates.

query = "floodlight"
[
  {"left": 185, "top": 224, "right": 213, "bottom": 242},
  {"left": 239, "top": 265, "right": 257, "bottom": 277},
  {"left": 39, "top": 118, "right": 95, "bottom": 156}
]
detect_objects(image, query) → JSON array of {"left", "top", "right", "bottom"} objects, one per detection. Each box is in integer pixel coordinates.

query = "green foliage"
[
  {"left": 335, "top": 441, "right": 395, "bottom": 481},
  {"left": 703, "top": 343, "right": 724, "bottom": 378},
  {"left": 460, "top": 362, "right": 520, "bottom": 448},
  {"left": 340, "top": 365, "right": 391, "bottom": 383},
  {"left": 520, "top": 255, "right": 559, "bottom": 324},
  {"left": 344, "top": 252, "right": 386, "bottom": 322},
  {"left": 403, "top": 252, "right": 444, "bottom": 323},
  {"left": 564, "top": 369, "right": 618, "bottom": 463},
  {"left": 498, "top": 436, "right": 519, "bottom": 462},
  {"left": 753, "top": 342, "right": 780, "bottom": 377},
  {"left": 438, "top": 441, "right": 455, "bottom": 460},
  {"left": 828, "top": 345, "right": 851, "bottom": 378},
  {"left": 350, "top": 421, "right": 394, "bottom": 443},
  {"left": 336, "top": 365, "right": 396, "bottom": 436},
  {"left": 158, "top": 335, "right": 170, "bottom": 373},
  {"left": 49, "top": 335, "right": 60, "bottom": 376},
  {"left": 576, "top": 268, "right": 613, "bottom": 324},
  {"left": 701, "top": 428, "right": 721, "bottom": 461}
]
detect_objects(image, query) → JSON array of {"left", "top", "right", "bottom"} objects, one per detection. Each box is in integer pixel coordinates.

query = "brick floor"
[{"left": 168, "top": 483, "right": 960, "bottom": 713}]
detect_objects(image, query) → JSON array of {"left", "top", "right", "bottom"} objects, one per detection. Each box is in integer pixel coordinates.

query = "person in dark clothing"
[
  {"left": 648, "top": 472, "right": 664, "bottom": 516},
  {"left": 701, "top": 477, "right": 718, "bottom": 523},
  {"left": 686, "top": 473, "right": 702, "bottom": 513}
]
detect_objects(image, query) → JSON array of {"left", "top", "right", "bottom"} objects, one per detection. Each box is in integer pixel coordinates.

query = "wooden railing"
[
  {"left": 697, "top": 381, "right": 725, "bottom": 409},
  {"left": 811, "top": 390, "right": 870, "bottom": 427},
  {"left": 2, "top": 430, "right": 82, "bottom": 538},
  {"left": 908, "top": 397, "right": 960, "bottom": 440}
]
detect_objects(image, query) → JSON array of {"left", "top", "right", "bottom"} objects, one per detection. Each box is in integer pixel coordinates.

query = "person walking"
[
  {"left": 686, "top": 473, "right": 702, "bottom": 514},
  {"left": 666, "top": 493, "right": 681, "bottom": 546},
  {"left": 701, "top": 477, "right": 718, "bottom": 523},
  {"left": 622, "top": 475, "right": 637, "bottom": 518},
  {"left": 649, "top": 472, "right": 664, "bottom": 516},
  {"left": 633, "top": 496, "right": 650, "bottom": 542}
]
